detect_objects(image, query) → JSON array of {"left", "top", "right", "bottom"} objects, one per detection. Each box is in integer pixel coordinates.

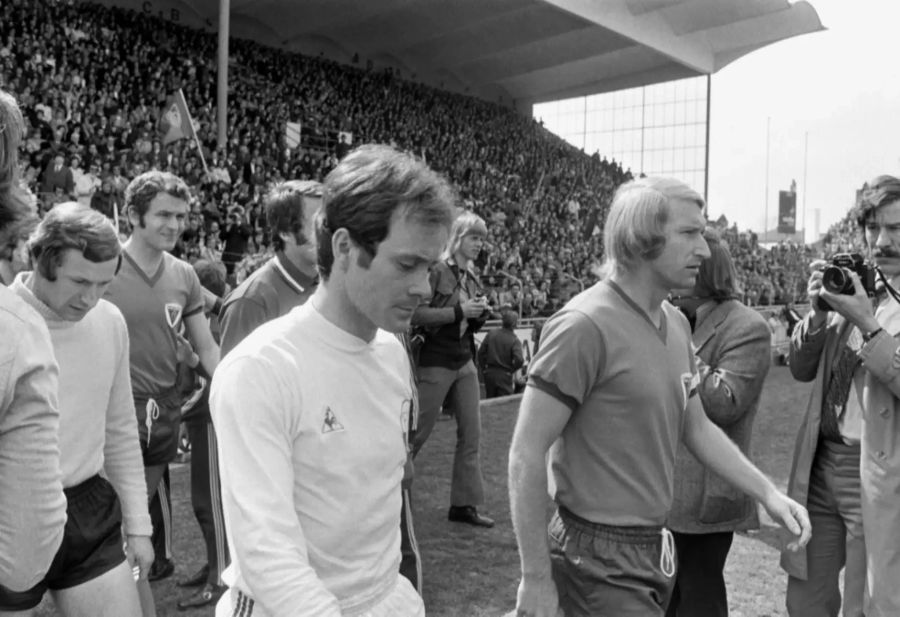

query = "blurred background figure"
[
  {"left": 477, "top": 304, "right": 524, "bottom": 399},
  {"left": 667, "top": 229, "right": 772, "bottom": 617}
]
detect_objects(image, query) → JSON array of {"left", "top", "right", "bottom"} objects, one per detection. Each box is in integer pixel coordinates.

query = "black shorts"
[{"left": 0, "top": 475, "right": 126, "bottom": 611}]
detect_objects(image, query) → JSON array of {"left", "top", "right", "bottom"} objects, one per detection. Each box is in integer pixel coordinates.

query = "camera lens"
[{"left": 822, "top": 266, "right": 852, "bottom": 294}]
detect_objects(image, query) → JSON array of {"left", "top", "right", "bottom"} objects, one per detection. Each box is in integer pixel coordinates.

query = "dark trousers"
[
  {"left": 148, "top": 465, "right": 173, "bottom": 563},
  {"left": 483, "top": 367, "right": 514, "bottom": 399},
  {"left": 665, "top": 531, "right": 733, "bottom": 617},
  {"left": 186, "top": 417, "right": 230, "bottom": 585}
]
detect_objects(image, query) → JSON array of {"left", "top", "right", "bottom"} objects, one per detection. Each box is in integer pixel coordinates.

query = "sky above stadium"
[{"left": 706, "top": 0, "right": 900, "bottom": 242}]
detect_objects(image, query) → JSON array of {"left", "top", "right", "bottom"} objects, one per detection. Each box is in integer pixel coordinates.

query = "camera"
[{"left": 818, "top": 252, "right": 878, "bottom": 310}]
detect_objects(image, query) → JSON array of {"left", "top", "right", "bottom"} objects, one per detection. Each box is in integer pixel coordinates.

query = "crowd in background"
[{"left": 0, "top": 0, "right": 833, "bottom": 315}]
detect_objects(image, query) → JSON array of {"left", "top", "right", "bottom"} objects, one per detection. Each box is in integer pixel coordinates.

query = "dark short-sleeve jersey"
[
  {"left": 105, "top": 250, "right": 204, "bottom": 396},
  {"left": 528, "top": 280, "right": 698, "bottom": 526}
]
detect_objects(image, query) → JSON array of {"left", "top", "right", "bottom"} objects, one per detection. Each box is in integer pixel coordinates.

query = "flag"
[
  {"left": 285, "top": 121, "right": 302, "bottom": 149},
  {"left": 159, "top": 89, "right": 196, "bottom": 146}
]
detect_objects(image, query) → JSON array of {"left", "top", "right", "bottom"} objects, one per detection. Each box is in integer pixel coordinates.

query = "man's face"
[
  {"left": 34, "top": 249, "right": 118, "bottom": 321},
  {"left": 647, "top": 198, "right": 710, "bottom": 293},
  {"left": 132, "top": 193, "right": 189, "bottom": 252},
  {"left": 343, "top": 211, "right": 448, "bottom": 334},
  {"left": 865, "top": 199, "right": 900, "bottom": 277}
]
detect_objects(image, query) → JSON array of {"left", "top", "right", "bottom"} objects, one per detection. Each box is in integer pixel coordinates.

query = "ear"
[
  {"left": 126, "top": 205, "right": 140, "bottom": 227},
  {"left": 331, "top": 228, "right": 353, "bottom": 272},
  {"left": 278, "top": 230, "right": 295, "bottom": 248}
]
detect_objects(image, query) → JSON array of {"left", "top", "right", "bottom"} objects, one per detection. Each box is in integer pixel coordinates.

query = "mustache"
[{"left": 873, "top": 248, "right": 900, "bottom": 259}]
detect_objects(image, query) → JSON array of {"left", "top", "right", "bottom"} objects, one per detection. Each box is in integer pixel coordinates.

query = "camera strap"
[{"left": 876, "top": 269, "right": 900, "bottom": 305}]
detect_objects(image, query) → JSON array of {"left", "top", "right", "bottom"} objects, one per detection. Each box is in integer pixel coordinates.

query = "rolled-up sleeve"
[{"left": 0, "top": 311, "right": 66, "bottom": 591}]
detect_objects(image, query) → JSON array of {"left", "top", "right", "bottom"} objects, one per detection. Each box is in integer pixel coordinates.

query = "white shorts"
[{"left": 215, "top": 575, "right": 424, "bottom": 617}]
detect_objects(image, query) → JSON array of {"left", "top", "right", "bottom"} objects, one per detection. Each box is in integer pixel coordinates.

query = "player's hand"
[
  {"left": 762, "top": 488, "right": 811, "bottom": 552},
  {"left": 174, "top": 332, "right": 198, "bottom": 366},
  {"left": 462, "top": 298, "right": 488, "bottom": 318},
  {"left": 817, "top": 270, "right": 880, "bottom": 334},
  {"left": 126, "top": 535, "right": 155, "bottom": 581},
  {"left": 514, "top": 575, "right": 563, "bottom": 617}
]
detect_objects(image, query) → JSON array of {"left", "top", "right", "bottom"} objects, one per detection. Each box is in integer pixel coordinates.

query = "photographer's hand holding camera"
[{"left": 784, "top": 176, "right": 900, "bottom": 616}]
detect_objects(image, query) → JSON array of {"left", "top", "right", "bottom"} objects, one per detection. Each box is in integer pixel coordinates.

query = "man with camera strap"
[{"left": 782, "top": 175, "right": 900, "bottom": 617}]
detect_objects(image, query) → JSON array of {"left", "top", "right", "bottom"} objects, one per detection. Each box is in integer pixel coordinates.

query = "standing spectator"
[
  {"left": 219, "top": 206, "right": 252, "bottom": 278},
  {"left": 509, "top": 177, "right": 810, "bottom": 617},
  {"left": 411, "top": 212, "right": 494, "bottom": 528},
  {"left": 0, "top": 84, "right": 66, "bottom": 599},
  {"left": 667, "top": 231, "right": 772, "bottom": 617},
  {"left": 3, "top": 204, "right": 153, "bottom": 616},
  {"left": 477, "top": 305, "right": 524, "bottom": 398},
  {"left": 41, "top": 153, "right": 74, "bottom": 198},
  {"left": 90, "top": 178, "right": 122, "bottom": 221},
  {"left": 210, "top": 145, "right": 453, "bottom": 617}
]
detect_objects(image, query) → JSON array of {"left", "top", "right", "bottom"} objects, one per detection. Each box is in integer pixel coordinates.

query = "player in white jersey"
[
  {"left": 210, "top": 144, "right": 455, "bottom": 617},
  {"left": 2, "top": 204, "right": 151, "bottom": 616}
]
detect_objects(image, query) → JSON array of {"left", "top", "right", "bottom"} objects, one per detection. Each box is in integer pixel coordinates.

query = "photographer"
[
  {"left": 411, "top": 211, "right": 494, "bottom": 528},
  {"left": 782, "top": 175, "right": 900, "bottom": 616}
]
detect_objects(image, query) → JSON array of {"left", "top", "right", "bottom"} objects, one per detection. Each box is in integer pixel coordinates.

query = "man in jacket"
[
  {"left": 667, "top": 231, "right": 771, "bottom": 617},
  {"left": 784, "top": 175, "right": 900, "bottom": 617}
]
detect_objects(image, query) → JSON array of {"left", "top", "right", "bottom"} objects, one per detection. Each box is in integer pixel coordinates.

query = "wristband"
[{"left": 863, "top": 327, "right": 883, "bottom": 343}]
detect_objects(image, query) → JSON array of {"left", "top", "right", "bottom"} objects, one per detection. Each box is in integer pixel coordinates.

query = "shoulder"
[
  {"left": 0, "top": 289, "right": 48, "bottom": 359},
  {"left": 722, "top": 301, "right": 770, "bottom": 335},
  {"left": 224, "top": 261, "right": 277, "bottom": 307}
]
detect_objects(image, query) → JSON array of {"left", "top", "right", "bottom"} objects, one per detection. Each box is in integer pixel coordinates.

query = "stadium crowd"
[{"left": 0, "top": 0, "right": 814, "bottom": 313}]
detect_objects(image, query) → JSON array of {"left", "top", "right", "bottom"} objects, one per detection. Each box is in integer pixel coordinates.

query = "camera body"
[{"left": 818, "top": 252, "right": 878, "bottom": 311}]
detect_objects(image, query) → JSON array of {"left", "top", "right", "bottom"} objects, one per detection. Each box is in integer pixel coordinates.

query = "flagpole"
[{"left": 177, "top": 88, "right": 210, "bottom": 176}]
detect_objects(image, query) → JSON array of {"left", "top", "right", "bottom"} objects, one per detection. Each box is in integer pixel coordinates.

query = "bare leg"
[{"left": 52, "top": 561, "right": 141, "bottom": 617}]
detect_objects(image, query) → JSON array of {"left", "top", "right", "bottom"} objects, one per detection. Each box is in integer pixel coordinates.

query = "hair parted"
[
  {"left": 264, "top": 180, "right": 323, "bottom": 252},
  {"left": 600, "top": 176, "right": 705, "bottom": 278},
  {"left": 29, "top": 202, "right": 122, "bottom": 282},
  {"left": 316, "top": 144, "right": 455, "bottom": 279},
  {"left": 443, "top": 210, "right": 487, "bottom": 261},
  {"left": 855, "top": 175, "right": 900, "bottom": 230},
  {"left": 124, "top": 170, "right": 191, "bottom": 226}
]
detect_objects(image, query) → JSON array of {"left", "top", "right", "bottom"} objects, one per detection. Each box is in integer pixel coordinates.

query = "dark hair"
[
  {"left": 316, "top": 144, "right": 455, "bottom": 279},
  {"left": 501, "top": 306, "right": 519, "bottom": 329},
  {"left": 192, "top": 259, "right": 227, "bottom": 297},
  {"left": 29, "top": 202, "right": 121, "bottom": 281},
  {"left": 694, "top": 228, "right": 739, "bottom": 302},
  {"left": 855, "top": 175, "right": 900, "bottom": 229},
  {"left": 124, "top": 170, "right": 191, "bottom": 227},
  {"left": 264, "top": 180, "right": 323, "bottom": 252}
]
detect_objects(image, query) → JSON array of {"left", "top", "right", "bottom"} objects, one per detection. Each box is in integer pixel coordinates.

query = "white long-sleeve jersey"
[{"left": 210, "top": 301, "right": 415, "bottom": 617}]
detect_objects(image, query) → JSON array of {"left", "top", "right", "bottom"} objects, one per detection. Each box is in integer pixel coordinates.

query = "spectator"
[{"left": 477, "top": 304, "right": 524, "bottom": 398}]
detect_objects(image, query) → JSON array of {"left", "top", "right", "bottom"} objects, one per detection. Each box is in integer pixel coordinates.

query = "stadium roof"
[{"left": 106, "top": 0, "right": 824, "bottom": 108}]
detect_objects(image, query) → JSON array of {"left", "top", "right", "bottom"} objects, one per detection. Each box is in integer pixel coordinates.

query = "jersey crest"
[
  {"left": 164, "top": 303, "right": 183, "bottom": 331},
  {"left": 322, "top": 407, "right": 345, "bottom": 433}
]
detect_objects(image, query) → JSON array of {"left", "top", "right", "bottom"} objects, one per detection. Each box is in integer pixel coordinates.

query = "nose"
[
  {"left": 697, "top": 236, "right": 711, "bottom": 259},
  {"left": 81, "top": 285, "right": 101, "bottom": 308},
  {"left": 876, "top": 227, "right": 892, "bottom": 248},
  {"left": 410, "top": 270, "right": 432, "bottom": 301}
]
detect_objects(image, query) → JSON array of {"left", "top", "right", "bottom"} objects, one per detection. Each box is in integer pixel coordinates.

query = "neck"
[
  {"left": 310, "top": 280, "right": 376, "bottom": 343},
  {"left": 609, "top": 270, "right": 669, "bottom": 322},
  {"left": 123, "top": 235, "right": 163, "bottom": 270}
]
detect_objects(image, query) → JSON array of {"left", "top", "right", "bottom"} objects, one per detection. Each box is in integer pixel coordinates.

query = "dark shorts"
[
  {"left": 134, "top": 391, "right": 183, "bottom": 466},
  {"left": 0, "top": 475, "right": 126, "bottom": 611},
  {"left": 549, "top": 506, "right": 677, "bottom": 617}
]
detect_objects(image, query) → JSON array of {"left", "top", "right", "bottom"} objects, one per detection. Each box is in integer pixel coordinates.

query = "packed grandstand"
[{"left": 0, "top": 0, "right": 862, "bottom": 312}]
